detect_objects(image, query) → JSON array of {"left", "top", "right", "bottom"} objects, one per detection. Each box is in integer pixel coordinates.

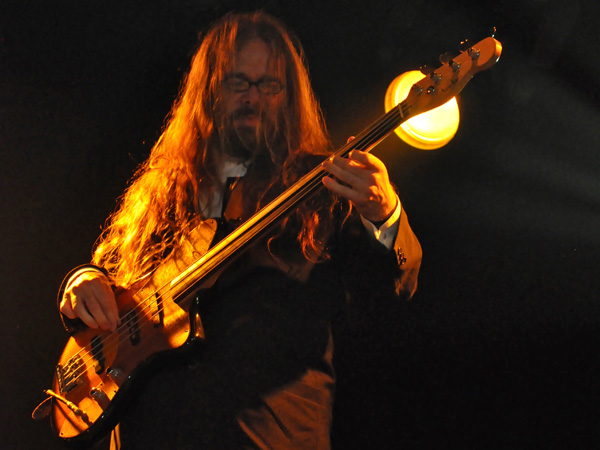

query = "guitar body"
[{"left": 50, "top": 219, "right": 218, "bottom": 447}]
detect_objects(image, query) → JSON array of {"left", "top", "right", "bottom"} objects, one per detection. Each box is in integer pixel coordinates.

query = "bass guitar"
[{"left": 33, "top": 35, "right": 502, "bottom": 448}]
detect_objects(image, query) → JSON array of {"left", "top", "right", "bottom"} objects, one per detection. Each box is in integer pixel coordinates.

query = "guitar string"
[
  {"left": 60, "top": 104, "right": 406, "bottom": 385},
  {"left": 65, "top": 94, "right": 413, "bottom": 378},
  {"left": 61, "top": 104, "right": 406, "bottom": 386},
  {"left": 59, "top": 42, "right": 499, "bottom": 384},
  {"left": 60, "top": 103, "right": 407, "bottom": 387},
  {"left": 62, "top": 40, "right": 505, "bottom": 385}
]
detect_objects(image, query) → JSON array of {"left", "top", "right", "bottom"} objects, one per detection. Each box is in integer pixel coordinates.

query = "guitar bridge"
[{"left": 56, "top": 354, "right": 84, "bottom": 394}]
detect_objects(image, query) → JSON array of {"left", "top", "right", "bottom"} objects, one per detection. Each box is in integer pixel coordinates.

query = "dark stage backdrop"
[{"left": 1, "top": 1, "right": 598, "bottom": 449}]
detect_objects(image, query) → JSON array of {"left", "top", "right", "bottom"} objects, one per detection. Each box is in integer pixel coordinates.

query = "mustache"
[{"left": 232, "top": 105, "right": 261, "bottom": 119}]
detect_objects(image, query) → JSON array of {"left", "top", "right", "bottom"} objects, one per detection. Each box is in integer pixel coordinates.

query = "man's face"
[{"left": 220, "top": 39, "right": 285, "bottom": 158}]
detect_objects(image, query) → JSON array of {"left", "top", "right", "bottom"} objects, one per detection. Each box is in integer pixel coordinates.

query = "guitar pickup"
[{"left": 150, "top": 292, "right": 164, "bottom": 327}]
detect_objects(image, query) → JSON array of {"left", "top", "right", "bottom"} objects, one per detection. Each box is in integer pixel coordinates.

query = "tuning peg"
[
  {"left": 440, "top": 51, "right": 461, "bottom": 73},
  {"left": 489, "top": 26, "right": 497, "bottom": 38},
  {"left": 439, "top": 52, "right": 455, "bottom": 65},
  {"left": 419, "top": 64, "right": 434, "bottom": 76},
  {"left": 422, "top": 64, "right": 442, "bottom": 83},
  {"left": 459, "top": 39, "right": 470, "bottom": 52}
]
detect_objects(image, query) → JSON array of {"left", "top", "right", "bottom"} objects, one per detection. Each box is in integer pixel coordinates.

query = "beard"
[{"left": 222, "top": 105, "right": 281, "bottom": 161}]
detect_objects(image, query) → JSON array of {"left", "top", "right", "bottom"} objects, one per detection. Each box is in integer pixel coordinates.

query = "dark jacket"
[{"left": 57, "top": 205, "right": 421, "bottom": 450}]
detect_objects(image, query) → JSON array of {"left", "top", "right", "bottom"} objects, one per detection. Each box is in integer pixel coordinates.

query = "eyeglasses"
[{"left": 223, "top": 75, "right": 284, "bottom": 95}]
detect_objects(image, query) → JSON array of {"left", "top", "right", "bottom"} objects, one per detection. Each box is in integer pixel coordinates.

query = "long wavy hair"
[{"left": 92, "top": 11, "right": 340, "bottom": 287}]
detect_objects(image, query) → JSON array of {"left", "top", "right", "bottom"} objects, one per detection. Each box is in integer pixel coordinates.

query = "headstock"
[{"left": 401, "top": 36, "right": 502, "bottom": 120}]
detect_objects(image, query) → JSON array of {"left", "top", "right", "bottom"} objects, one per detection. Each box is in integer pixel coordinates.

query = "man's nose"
[{"left": 241, "top": 85, "right": 261, "bottom": 104}]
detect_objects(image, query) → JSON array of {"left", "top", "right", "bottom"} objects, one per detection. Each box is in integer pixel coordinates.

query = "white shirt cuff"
[
  {"left": 360, "top": 196, "right": 402, "bottom": 250},
  {"left": 65, "top": 266, "right": 106, "bottom": 290}
]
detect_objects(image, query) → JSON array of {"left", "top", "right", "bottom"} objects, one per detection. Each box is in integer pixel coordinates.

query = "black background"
[{"left": 1, "top": 1, "right": 599, "bottom": 449}]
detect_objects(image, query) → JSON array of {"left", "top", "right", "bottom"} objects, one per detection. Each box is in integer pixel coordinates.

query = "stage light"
[{"left": 385, "top": 70, "right": 460, "bottom": 150}]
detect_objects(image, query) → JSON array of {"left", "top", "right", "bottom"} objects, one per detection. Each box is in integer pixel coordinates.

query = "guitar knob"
[
  {"left": 90, "top": 387, "right": 110, "bottom": 409},
  {"left": 107, "top": 366, "right": 125, "bottom": 384}
]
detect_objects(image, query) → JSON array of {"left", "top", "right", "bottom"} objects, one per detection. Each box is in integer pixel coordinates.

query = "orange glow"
[{"left": 385, "top": 70, "right": 460, "bottom": 150}]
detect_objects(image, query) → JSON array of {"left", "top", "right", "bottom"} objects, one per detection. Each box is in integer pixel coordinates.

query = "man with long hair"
[{"left": 58, "top": 11, "right": 421, "bottom": 450}]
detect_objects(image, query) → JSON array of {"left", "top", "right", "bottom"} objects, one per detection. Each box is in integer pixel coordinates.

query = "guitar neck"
[
  {"left": 148, "top": 35, "right": 505, "bottom": 301},
  {"left": 168, "top": 103, "right": 407, "bottom": 296}
]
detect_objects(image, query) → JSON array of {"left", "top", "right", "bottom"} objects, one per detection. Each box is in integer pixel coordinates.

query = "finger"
[
  {"left": 91, "top": 280, "right": 120, "bottom": 329},
  {"left": 332, "top": 154, "right": 367, "bottom": 171},
  {"left": 71, "top": 295, "right": 100, "bottom": 329},
  {"left": 71, "top": 273, "right": 119, "bottom": 330},
  {"left": 104, "top": 284, "right": 120, "bottom": 328},
  {"left": 71, "top": 281, "right": 114, "bottom": 330},
  {"left": 322, "top": 156, "right": 367, "bottom": 186},
  {"left": 59, "top": 293, "right": 77, "bottom": 319},
  {"left": 85, "top": 291, "right": 116, "bottom": 331},
  {"left": 322, "top": 161, "right": 361, "bottom": 190},
  {"left": 346, "top": 136, "right": 355, "bottom": 143},
  {"left": 348, "top": 150, "right": 383, "bottom": 171},
  {"left": 322, "top": 175, "right": 365, "bottom": 204}
]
